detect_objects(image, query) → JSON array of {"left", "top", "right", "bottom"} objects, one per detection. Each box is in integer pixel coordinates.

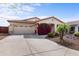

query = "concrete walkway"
[{"left": 0, "top": 35, "right": 79, "bottom": 56}]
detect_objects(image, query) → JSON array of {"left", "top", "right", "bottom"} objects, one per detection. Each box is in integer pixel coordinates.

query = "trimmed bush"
[
  {"left": 47, "top": 32, "right": 59, "bottom": 38},
  {"left": 74, "top": 32, "right": 79, "bottom": 37},
  {"left": 47, "top": 32, "right": 55, "bottom": 38}
]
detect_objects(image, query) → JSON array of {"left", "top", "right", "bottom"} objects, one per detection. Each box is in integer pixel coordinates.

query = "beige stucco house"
[{"left": 7, "top": 16, "right": 64, "bottom": 35}]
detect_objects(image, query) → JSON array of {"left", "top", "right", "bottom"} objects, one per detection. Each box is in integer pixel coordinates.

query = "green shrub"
[
  {"left": 54, "top": 32, "right": 59, "bottom": 36},
  {"left": 74, "top": 32, "right": 79, "bottom": 37},
  {"left": 47, "top": 32, "right": 55, "bottom": 38},
  {"left": 47, "top": 32, "right": 59, "bottom": 38}
]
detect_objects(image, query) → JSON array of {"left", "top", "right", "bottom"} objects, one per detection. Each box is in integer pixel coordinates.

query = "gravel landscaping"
[{"left": 47, "top": 34, "right": 79, "bottom": 51}]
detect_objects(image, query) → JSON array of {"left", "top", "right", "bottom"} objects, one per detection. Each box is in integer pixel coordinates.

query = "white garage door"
[{"left": 13, "top": 27, "right": 35, "bottom": 34}]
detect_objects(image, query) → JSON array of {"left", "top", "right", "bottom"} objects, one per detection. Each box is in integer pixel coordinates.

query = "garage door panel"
[{"left": 13, "top": 27, "right": 35, "bottom": 34}]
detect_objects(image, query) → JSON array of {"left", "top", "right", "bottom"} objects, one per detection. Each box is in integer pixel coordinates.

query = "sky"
[{"left": 0, "top": 3, "right": 79, "bottom": 26}]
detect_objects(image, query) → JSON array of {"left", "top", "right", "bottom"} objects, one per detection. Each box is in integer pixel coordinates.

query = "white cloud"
[
  {"left": 0, "top": 3, "right": 42, "bottom": 19},
  {"left": 0, "top": 13, "right": 20, "bottom": 26},
  {"left": 0, "top": 20, "right": 9, "bottom": 26},
  {"left": 21, "top": 5, "right": 35, "bottom": 12},
  {"left": 63, "top": 14, "right": 79, "bottom": 22},
  {"left": 0, "top": 14, "right": 20, "bottom": 20},
  {"left": 29, "top": 3, "right": 41, "bottom": 7}
]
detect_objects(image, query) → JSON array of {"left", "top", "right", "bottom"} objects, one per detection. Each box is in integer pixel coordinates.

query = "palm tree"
[{"left": 57, "top": 24, "right": 70, "bottom": 43}]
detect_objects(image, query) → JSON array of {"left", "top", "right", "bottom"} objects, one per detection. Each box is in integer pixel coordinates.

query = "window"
[
  {"left": 69, "top": 26, "right": 75, "bottom": 34},
  {"left": 70, "top": 26, "right": 75, "bottom": 31}
]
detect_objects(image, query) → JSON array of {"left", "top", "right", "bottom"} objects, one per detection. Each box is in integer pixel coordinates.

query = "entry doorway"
[{"left": 69, "top": 26, "right": 75, "bottom": 34}]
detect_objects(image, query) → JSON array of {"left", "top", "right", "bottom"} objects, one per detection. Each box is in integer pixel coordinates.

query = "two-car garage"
[
  {"left": 8, "top": 23, "right": 36, "bottom": 35},
  {"left": 12, "top": 26, "right": 36, "bottom": 34},
  {"left": 8, "top": 20, "right": 38, "bottom": 35}
]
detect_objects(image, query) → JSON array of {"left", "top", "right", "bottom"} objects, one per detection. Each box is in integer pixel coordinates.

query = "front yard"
[{"left": 47, "top": 34, "right": 79, "bottom": 51}]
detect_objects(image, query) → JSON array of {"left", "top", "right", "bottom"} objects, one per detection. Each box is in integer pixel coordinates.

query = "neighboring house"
[
  {"left": 67, "top": 20, "right": 79, "bottom": 33},
  {"left": 7, "top": 16, "right": 64, "bottom": 35}
]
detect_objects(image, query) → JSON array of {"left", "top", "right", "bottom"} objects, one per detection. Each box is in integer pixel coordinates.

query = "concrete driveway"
[{"left": 0, "top": 35, "right": 79, "bottom": 56}]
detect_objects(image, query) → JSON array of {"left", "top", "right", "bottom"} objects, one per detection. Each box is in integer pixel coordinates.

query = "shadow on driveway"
[{"left": 23, "top": 34, "right": 47, "bottom": 39}]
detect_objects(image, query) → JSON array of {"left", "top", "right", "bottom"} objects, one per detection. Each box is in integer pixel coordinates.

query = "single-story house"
[
  {"left": 67, "top": 20, "right": 79, "bottom": 33},
  {"left": 7, "top": 16, "right": 64, "bottom": 35}
]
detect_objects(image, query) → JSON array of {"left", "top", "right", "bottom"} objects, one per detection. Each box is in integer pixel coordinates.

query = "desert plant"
[
  {"left": 74, "top": 32, "right": 79, "bottom": 37},
  {"left": 56, "top": 24, "right": 70, "bottom": 43}
]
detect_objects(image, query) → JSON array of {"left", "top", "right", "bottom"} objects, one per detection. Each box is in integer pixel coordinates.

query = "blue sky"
[{"left": 0, "top": 3, "right": 79, "bottom": 26}]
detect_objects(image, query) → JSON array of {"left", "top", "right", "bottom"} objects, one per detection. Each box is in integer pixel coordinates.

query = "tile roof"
[
  {"left": 37, "top": 16, "right": 64, "bottom": 23},
  {"left": 23, "top": 17, "right": 40, "bottom": 21},
  {"left": 8, "top": 17, "right": 40, "bottom": 24},
  {"left": 67, "top": 20, "right": 79, "bottom": 25},
  {"left": 8, "top": 16, "right": 64, "bottom": 24}
]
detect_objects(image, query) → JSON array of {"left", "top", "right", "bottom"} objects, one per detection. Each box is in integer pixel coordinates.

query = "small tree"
[{"left": 57, "top": 24, "right": 70, "bottom": 43}]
